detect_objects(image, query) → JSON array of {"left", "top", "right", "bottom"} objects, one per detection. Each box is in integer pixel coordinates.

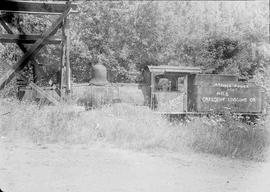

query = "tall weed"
[{"left": 0, "top": 99, "right": 269, "bottom": 161}]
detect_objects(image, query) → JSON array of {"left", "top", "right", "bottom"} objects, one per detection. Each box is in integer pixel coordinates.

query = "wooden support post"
[
  {"left": 60, "top": 15, "right": 71, "bottom": 101},
  {"left": 150, "top": 73, "right": 155, "bottom": 110},
  {"left": 65, "top": 16, "right": 71, "bottom": 96},
  {"left": 60, "top": 18, "right": 66, "bottom": 100},
  {"left": 183, "top": 75, "right": 188, "bottom": 112}
]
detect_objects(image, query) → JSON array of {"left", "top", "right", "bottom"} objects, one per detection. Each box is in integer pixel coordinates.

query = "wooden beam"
[
  {"left": 60, "top": 18, "right": 66, "bottom": 98},
  {"left": 65, "top": 17, "right": 71, "bottom": 95},
  {"left": 0, "top": 0, "right": 78, "bottom": 14},
  {"left": 0, "top": 34, "right": 62, "bottom": 44},
  {"left": 28, "top": 82, "right": 60, "bottom": 105},
  {"left": 0, "top": 3, "right": 72, "bottom": 90}
]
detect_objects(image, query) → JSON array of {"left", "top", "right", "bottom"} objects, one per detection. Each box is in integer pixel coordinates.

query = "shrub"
[{"left": 188, "top": 113, "right": 269, "bottom": 161}]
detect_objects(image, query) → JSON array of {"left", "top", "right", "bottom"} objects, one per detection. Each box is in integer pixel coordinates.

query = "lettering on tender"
[{"left": 214, "top": 83, "right": 249, "bottom": 89}]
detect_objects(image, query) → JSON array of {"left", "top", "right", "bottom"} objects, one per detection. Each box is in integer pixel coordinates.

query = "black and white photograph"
[{"left": 0, "top": 0, "right": 270, "bottom": 191}]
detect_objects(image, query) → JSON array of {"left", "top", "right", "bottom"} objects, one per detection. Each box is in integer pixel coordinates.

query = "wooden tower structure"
[{"left": 0, "top": 0, "right": 78, "bottom": 105}]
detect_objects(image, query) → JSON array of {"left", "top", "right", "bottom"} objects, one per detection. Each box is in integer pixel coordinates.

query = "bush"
[{"left": 188, "top": 113, "right": 269, "bottom": 161}]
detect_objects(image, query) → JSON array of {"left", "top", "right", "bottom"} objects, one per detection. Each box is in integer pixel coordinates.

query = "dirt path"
[{"left": 0, "top": 140, "right": 269, "bottom": 192}]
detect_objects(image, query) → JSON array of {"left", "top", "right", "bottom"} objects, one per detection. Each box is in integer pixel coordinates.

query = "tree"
[{"left": 0, "top": 0, "right": 268, "bottom": 85}]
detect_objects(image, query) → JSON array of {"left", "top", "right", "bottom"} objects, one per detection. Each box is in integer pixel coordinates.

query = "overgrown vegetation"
[
  {"left": 1, "top": 99, "right": 269, "bottom": 161},
  {"left": 188, "top": 112, "right": 269, "bottom": 161},
  {"left": 0, "top": 1, "right": 268, "bottom": 85}
]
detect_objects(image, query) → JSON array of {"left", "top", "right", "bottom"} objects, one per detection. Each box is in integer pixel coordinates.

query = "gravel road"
[{"left": 0, "top": 140, "right": 269, "bottom": 192}]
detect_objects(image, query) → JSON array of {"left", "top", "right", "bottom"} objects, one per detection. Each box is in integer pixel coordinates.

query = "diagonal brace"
[
  {"left": 0, "top": 3, "right": 72, "bottom": 89},
  {"left": 0, "top": 19, "right": 60, "bottom": 105},
  {"left": 0, "top": 18, "right": 40, "bottom": 84}
]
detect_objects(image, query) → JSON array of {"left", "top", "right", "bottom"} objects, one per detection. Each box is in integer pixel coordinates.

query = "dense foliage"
[{"left": 0, "top": 1, "right": 269, "bottom": 84}]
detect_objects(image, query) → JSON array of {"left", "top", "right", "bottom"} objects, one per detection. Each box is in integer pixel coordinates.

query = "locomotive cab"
[{"left": 142, "top": 65, "right": 201, "bottom": 114}]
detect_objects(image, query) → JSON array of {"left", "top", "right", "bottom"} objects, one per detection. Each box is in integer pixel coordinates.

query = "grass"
[
  {"left": 0, "top": 98, "right": 269, "bottom": 161},
  {"left": 187, "top": 114, "right": 270, "bottom": 161}
]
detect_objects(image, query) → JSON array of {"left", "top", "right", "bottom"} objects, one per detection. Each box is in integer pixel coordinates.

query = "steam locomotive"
[{"left": 18, "top": 64, "right": 266, "bottom": 118}]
